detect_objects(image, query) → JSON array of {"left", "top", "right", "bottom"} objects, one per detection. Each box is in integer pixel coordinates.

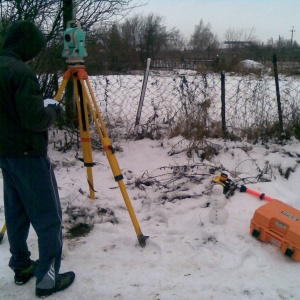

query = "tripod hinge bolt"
[{"left": 104, "top": 144, "right": 115, "bottom": 154}]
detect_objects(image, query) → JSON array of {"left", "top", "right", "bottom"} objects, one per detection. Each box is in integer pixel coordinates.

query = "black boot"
[
  {"left": 35, "top": 271, "right": 75, "bottom": 298},
  {"left": 14, "top": 260, "right": 37, "bottom": 285}
]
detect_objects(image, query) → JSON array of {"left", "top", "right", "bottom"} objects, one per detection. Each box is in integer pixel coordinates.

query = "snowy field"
[{"left": 1, "top": 135, "right": 300, "bottom": 300}]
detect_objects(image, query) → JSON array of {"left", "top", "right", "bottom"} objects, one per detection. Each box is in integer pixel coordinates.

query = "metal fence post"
[
  {"left": 134, "top": 58, "right": 151, "bottom": 137},
  {"left": 272, "top": 53, "right": 284, "bottom": 134},
  {"left": 221, "top": 71, "right": 227, "bottom": 135}
]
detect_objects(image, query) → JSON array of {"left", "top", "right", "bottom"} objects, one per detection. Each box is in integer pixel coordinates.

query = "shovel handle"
[{"left": 0, "top": 223, "right": 6, "bottom": 243}]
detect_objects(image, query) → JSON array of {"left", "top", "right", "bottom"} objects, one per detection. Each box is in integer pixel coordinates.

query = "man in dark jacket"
[{"left": 0, "top": 20, "right": 75, "bottom": 298}]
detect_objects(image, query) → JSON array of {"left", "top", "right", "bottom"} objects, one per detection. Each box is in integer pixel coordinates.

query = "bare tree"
[
  {"left": 138, "top": 13, "right": 168, "bottom": 61},
  {"left": 74, "top": 0, "right": 145, "bottom": 30},
  {"left": 121, "top": 13, "right": 172, "bottom": 62},
  {"left": 122, "top": 14, "right": 140, "bottom": 51},
  {"left": 0, "top": 0, "right": 146, "bottom": 93},
  {"left": 224, "top": 27, "right": 257, "bottom": 45},
  {"left": 166, "top": 28, "right": 186, "bottom": 52},
  {"left": 189, "top": 20, "right": 218, "bottom": 52},
  {"left": 0, "top": 1, "right": 61, "bottom": 45},
  {"left": 89, "top": 14, "right": 185, "bottom": 71}
]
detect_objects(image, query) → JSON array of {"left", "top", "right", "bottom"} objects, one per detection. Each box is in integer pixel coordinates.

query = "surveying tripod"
[
  {"left": 54, "top": 21, "right": 148, "bottom": 247},
  {"left": 0, "top": 21, "right": 148, "bottom": 247}
]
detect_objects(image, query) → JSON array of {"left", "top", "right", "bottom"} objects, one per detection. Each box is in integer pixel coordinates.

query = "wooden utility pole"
[
  {"left": 290, "top": 26, "right": 295, "bottom": 46},
  {"left": 63, "top": 0, "right": 74, "bottom": 28},
  {"left": 62, "top": 0, "right": 78, "bottom": 127}
]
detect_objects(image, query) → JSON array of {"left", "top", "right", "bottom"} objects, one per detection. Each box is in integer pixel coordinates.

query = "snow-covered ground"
[{"left": 1, "top": 135, "right": 300, "bottom": 300}]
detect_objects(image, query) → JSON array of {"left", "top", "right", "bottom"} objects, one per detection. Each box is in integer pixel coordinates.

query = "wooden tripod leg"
[
  {"left": 74, "top": 78, "right": 96, "bottom": 200},
  {"left": 80, "top": 78, "right": 149, "bottom": 247}
]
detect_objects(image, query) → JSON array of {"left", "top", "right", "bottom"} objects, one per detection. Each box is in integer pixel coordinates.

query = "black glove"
[{"left": 47, "top": 103, "right": 63, "bottom": 117}]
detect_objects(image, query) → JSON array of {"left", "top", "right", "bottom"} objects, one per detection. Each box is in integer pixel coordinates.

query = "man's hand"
[{"left": 47, "top": 103, "right": 63, "bottom": 117}]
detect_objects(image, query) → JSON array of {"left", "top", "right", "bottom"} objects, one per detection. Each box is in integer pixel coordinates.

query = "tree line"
[{"left": 0, "top": 0, "right": 299, "bottom": 89}]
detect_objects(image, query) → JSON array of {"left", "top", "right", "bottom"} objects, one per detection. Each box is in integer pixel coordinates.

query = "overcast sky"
[{"left": 130, "top": 0, "right": 300, "bottom": 43}]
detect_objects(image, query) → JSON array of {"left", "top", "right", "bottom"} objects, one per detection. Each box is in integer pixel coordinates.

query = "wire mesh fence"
[
  {"left": 87, "top": 67, "right": 300, "bottom": 141},
  {"left": 90, "top": 70, "right": 223, "bottom": 139}
]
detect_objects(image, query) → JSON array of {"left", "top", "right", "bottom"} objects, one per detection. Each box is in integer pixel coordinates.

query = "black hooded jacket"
[{"left": 0, "top": 20, "right": 56, "bottom": 157}]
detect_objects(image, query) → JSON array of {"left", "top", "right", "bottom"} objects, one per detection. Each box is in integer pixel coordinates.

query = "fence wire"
[{"left": 87, "top": 70, "right": 300, "bottom": 139}]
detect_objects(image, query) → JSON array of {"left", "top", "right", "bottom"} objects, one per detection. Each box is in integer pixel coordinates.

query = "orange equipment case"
[{"left": 250, "top": 199, "right": 300, "bottom": 261}]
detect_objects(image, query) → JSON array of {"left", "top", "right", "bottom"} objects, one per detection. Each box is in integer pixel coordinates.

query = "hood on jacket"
[{"left": 2, "top": 20, "right": 46, "bottom": 62}]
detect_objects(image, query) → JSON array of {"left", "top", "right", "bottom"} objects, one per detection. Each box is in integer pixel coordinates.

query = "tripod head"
[{"left": 62, "top": 20, "right": 87, "bottom": 65}]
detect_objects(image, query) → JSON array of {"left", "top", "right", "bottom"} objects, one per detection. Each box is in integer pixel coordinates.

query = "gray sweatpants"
[{"left": 0, "top": 156, "right": 62, "bottom": 288}]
